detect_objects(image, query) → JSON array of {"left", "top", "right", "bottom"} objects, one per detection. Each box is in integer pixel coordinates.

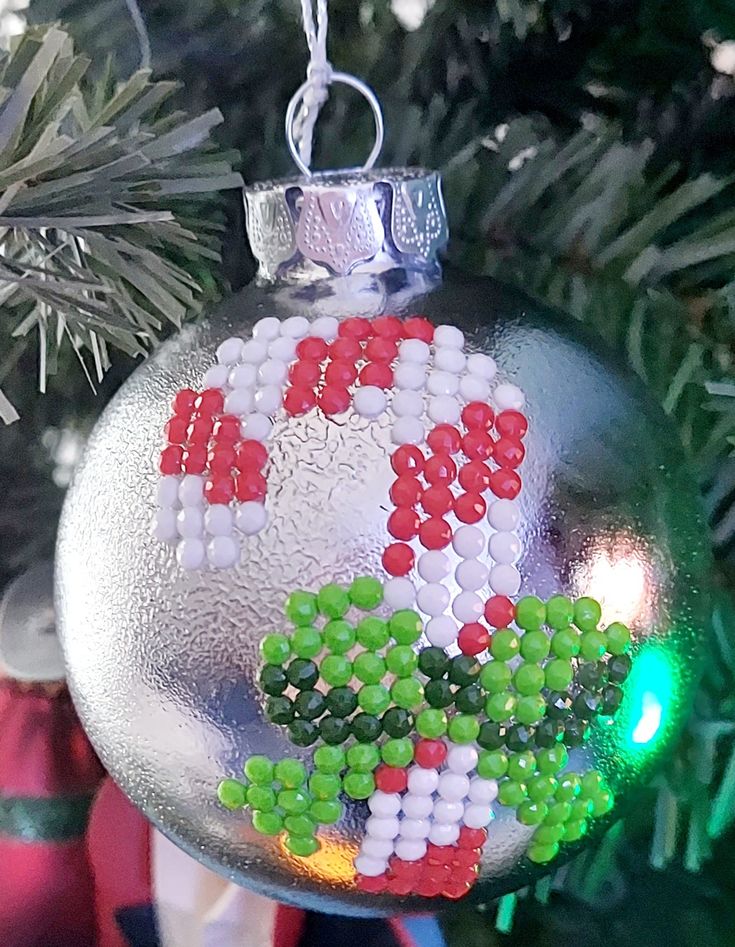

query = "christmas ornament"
[{"left": 56, "top": 0, "right": 711, "bottom": 915}]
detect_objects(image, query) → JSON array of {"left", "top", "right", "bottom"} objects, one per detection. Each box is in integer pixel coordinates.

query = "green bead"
[
  {"left": 217, "top": 779, "right": 248, "bottom": 810},
  {"left": 605, "top": 621, "right": 631, "bottom": 655},
  {"left": 381, "top": 738, "right": 415, "bottom": 767},
  {"left": 287, "top": 719, "right": 319, "bottom": 746},
  {"left": 320, "top": 655, "right": 352, "bottom": 687},
  {"left": 259, "top": 664, "right": 288, "bottom": 696},
  {"left": 277, "top": 789, "right": 310, "bottom": 814},
  {"left": 356, "top": 617, "right": 389, "bottom": 651},
  {"left": 546, "top": 595, "right": 574, "bottom": 629},
  {"left": 497, "top": 779, "right": 526, "bottom": 807},
  {"left": 416, "top": 708, "right": 448, "bottom": 738},
  {"left": 536, "top": 745, "right": 568, "bottom": 775},
  {"left": 285, "top": 834, "right": 319, "bottom": 857},
  {"left": 418, "top": 647, "right": 450, "bottom": 679},
  {"left": 385, "top": 645, "right": 418, "bottom": 678},
  {"left": 291, "top": 626, "right": 323, "bottom": 659},
  {"left": 550, "top": 628, "right": 580, "bottom": 659},
  {"left": 515, "top": 596, "right": 546, "bottom": 630},
  {"left": 357, "top": 683, "right": 391, "bottom": 715},
  {"left": 479, "top": 661, "right": 512, "bottom": 693},
  {"left": 448, "top": 714, "right": 480, "bottom": 744},
  {"left": 246, "top": 785, "right": 277, "bottom": 811},
  {"left": 590, "top": 789, "right": 614, "bottom": 817},
  {"left": 310, "top": 799, "right": 342, "bottom": 824},
  {"left": 563, "top": 819, "right": 588, "bottom": 842},
  {"left": 455, "top": 685, "right": 485, "bottom": 714},
  {"left": 544, "top": 801, "right": 572, "bottom": 825},
  {"left": 349, "top": 576, "right": 383, "bottom": 610},
  {"left": 325, "top": 686, "right": 357, "bottom": 718},
  {"left": 346, "top": 744, "right": 381, "bottom": 773},
  {"left": 244, "top": 756, "right": 274, "bottom": 784},
  {"left": 317, "top": 583, "right": 350, "bottom": 618},
  {"left": 294, "top": 689, "right": 326, "bottom": 721},
  {"left": 478, "top": 722, "right": 507, "bottom": 753},
  {"left": 266, "top": 696, "right": 294, "bottom": 725},
  {"left": 485, "top": 691, "right": 517, "bottom": 722},
  {"left": 382, "top": 707, "right": 412, "bottom": 738},
  {"left": 491, "top": 628, "right": 520, "bottom": 661},
  {"left": 252, "top": 810, "right": 284, "bottom": 836},
  {"left": 313, "top": 746, "right": 346, "bottom": 774},
  {"left": 284, "top": 814, "right": 317, "bottom": 837},
  {"left": 517, "top": 800, "right": 548, "bottom": 825},
  {"left": 527, "top": 775, "right": 558, "bottom": 803},
  {"left": 389, "top": 610, "right": 423, "bottom": 645},
  {"left": 570, "top": 797, "right": 593, "bottom": 821},
  {"left": 574, "top": 597, "right": 602, "bottom": 631},
  {"left": 527, "top": 842, "right": 559, "bottom": 864},
  {"left": 449, "top": 655, "right": 480, "bottom": 686},
  {"left": 285, "top": 591, "right": 318, "bottom": 627},
  {"left": 351, "top": 713, "right": 383, "bottom": 742},
  {"left": 516, "top": 694, "right": 546, "bottom": 725},
  {"left": 425, "top": 679, "right": 453, "bottom": 708},
  {"left": 309, "top": 773, "right": 342, "bottom": 800},
  {"left": 343, "top": 770, "right": 375, "bottom": 800},
  {"left": 260, "top": 634, "right": 291, "bottom": 665},
  {"left": 555, "top": 774, "right": 581, "bottom": 802},
  {"left": 391, "top": 678, "right": 424, "bottom": 710},
  {"left": 353, "top": 651, "right": 386, "bottom": 685},
  {"left": 323, "top": 620, "right": 356, "bottom": 655},
  {"left": 508, "top": 751, "right": 537, "bottom": 782},
  {"left": 286, "top": 659, "right": 318, "bottom": 690},
  {"left": 533, "top": 823, "right": 564, "bottom": 846},
  {"left": 544, "top": 659, "right": 573, "bottom": 691},
  {"left": 520, "top": 630, "right": 551, "bottom": 663},
  {"left": 513, "top": 663, "right": 545, "bottom": 695},
  {"left": 580, "top": 771, "right": 604, "bottom": 797},
  {"left": 477, "top": 750, "right": 508, "bottom": 780},
  {"left": 274, "top": 759, "right": 307, "bottom": 788},
  {"left": 318, "top": 716, "right": 351, "bottom": 745},
  {"left": 580, "top": 630, "right": 607, "bottom": 661}
]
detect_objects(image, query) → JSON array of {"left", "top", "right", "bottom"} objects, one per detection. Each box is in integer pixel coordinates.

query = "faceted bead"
[
  {"left": 290, "top": 626, "right": 322, "bottom": 659},
  {"left": 274, "top": 759, "right": 307, "bottom": 788},
  {"left": 213, "top": 415, "right": 240, "bottom": 443},
  {"left": 506, "top": 724, "right": 534, "bottom": 752},
  {"left": 535, "top": 718, "right": 565, "bottom": 748},
  {"left": 574, "top": 596, "right": 602, "bottom": 631},
  {"left": 259, "top": 664, "right": 288, "bottom": 696},
  {"left": 181, "top": 446, "right": 207, "bottom": 475},
  {"left": 414, "top": 739, "right": 447, "bottom": 769},
  {"left": 289, "top": 359, "right": 321, "bottom": 387},
  {"left": 209, "top": 445, "right": 236, "bottom": 475},
  {"left": 545, "top": 594, "right": 574, "bottom": 629},
  {"left": 359, "top": 363, "right": 393, "bottom": 389},
  {"left": 418, "top": 517, "right": 452, "bottom": 550},
  {"left": 252, "top": 811, "right": 284, "bottom": 836},
  {"left": 385, "top": 644, "right": 418, "bottom": 677},
  {"left": 484, "top": 595, "right": 516, "bottom": 628},
  {"left": 356, "top": 616, "right": 389, "bottom": 651},
  {"left": 496, "top": 410, "right": 528, "bottom": 438},
  {"left": 247, "top": 785, "right": 277, "bottom": 811},
  {"left": 477, "top": 749, "right": 508, "bottom": 779},
  {"left": 284, "top": 386, "right": 317, "bottom": 416},
  {"left": 577, "top": 661, "right": 605, "bottom": 690},
  {"left": 318, "top": 385, "right": 351, "bottom": 415},
  {"left": 266, "top": 696, "right": 294, "bottom": 724},
  {"left": 562, "top": 719, "right": 588, "bottom": 747},
  {"left": 172, "top": 388, "right": 197, "bottom": 416},
  {"left": 518, "top": 800, "right": 548, "bottom": 826},
  {"left": 497, "top": 780, "right": 526, "bottom": 807},
  {"left": 461, "top": 429, "right": 494, "bottom": 460},
  {"left": 544, "top": 660, "right": 573, "bottom": 691},
  {"left": 391, "top": 679, "right": 425, "bottom": 711},
  {"left": 520, "top": 631, "right": 551, "bottom": 663},
  {"left": 371, "top": 315, "right": 403, "bottom": 340},
  {"left": 375, "top": 764, "right": 408, "bottom": 793},
  {"left": 605, "top": 621, "right": 631, "bottom": 655},
  {"left": 319, "top": 715, "right": 351, "bottom": 745},
  {"left": 382, "top": 543, "right": 415, "bottom": 576},
  {"left": 462, "top": 401, "right": 494, "bottom": 430},
  {"left": 448, "top": 714, "right": 480, "bottom": 744},
  {"left": 328, "top": 336, "right": 361, "bottom": 361},
  {"left": 494, "top": 437, "right": 525, "bottom": 468},
  {"left": 389, "top": 609, "right": 423, "bottom": 645},
  {"left": 458, "top": 460, "right": 492, "bottom": 493},
  {"left": 285, "top": 590, "right": 318, "bottom": 626},
  {"left": 388, "top": 508, "right": 420, "bottom": 541},
  {"left": 574, "top": 690, "right": 602, "bottom": 719},
  {"left": 391, "top": 446, "right": 424, "bottom": 478},
  {"left": 296, "top": 336, "right": 328, "bottom": 361},
  {"left": 449, "top": 655, "right": 480, "bottom": 686},
  {"left": 320, "top": 655, "right": 352, "bottom": 687},
  {"left": 351, "top": 713, "right": 383, "bottom": 743},
  {"left": 601, "top": 683, "right": 623, "bottom": 715},
  {"left": 515, "top": 596, "right": 546, "bottom": 630},
  {"left": 427, "top": 424, "right": 462, "bottom": 454},
  {"left": 312, "top": 746, "right": 346, "bottom": 775},
  {"left": 457, "top": 623, "right": 491, "bottom": 656},
  {"left": 358, "top": 683, "right": 391, "bottom": 715},
  {"left": 424, "top": 680, "right": 453, "bottom": 708},
  {"left": 294, "top": 689, "right": 326, "bottom": 720},
  {"left": 489, "top": 468, "right": 522, "bottom": 500},
  {"left": 421, "top": 485, "right": 454, "bottom": 517},
  {"left": 234, "top": 470, "right": 266, "bottom": 502},
  {"left": 514, "top": 664, "right": 545, "bottom": 694},
  {"left": 551, "top": 627, "right": 580, "bottom": 659},
  {"left": 311, "top": 799, "right": 343, "bottom": 825},
  {"left": 259, "top": 634, "right": 291, "bottom": 665},
  {"left": 159, "top": 445, "right": 183, "bottom": 475},
  {"left": 485, "top": 692, "right": 516, "bottom": 722},
  {"left": 354, "top": 652, "right": 386, "bottom": 685},
  {"left": 343, "top": 771, "right": 376, "bottom": 800},
  {"left": 454, "top": 492, "right": 486, "bottom": 524},
  {"left": 607, "top": 653, "right": 632, "bottom": 682},
  {"left": 389, "top": 475, "right": 423, "bottom": 507},
  {"left": 418, "top": 646, "right": 449, "bottom": 679},
  {"left": 317, "top": 583, "right": 350, "bottom": 619},
  {"left": 195, "top": 388, "right": 225, "bottom": 415},
  {"left": 347, "top": 743, "right": 381, "bottom": 773},
  {"left": 381, "top": 707, "right": 412, "bottom": 739},
  {"left": 165, "top": 416, "right": 189, "bottom": 445},
  {"left": 381, "top": 738, "right": 414, "bottom": 768},
  {"left": 477, "top": 723, "right": 507, "bottom": 752},
  {"left": 325, "top": 686, "right": 357, "bottom": 718},
  {"left": 286, "top": 659, "right": 319, "bottom": 690},
  {"left": 455, "top": 684, "right": 485, "bottom": 714},
  {"left": 339, "top": 316, "right": 372, "bottom": 341},
  {"left": 402, "top": 316, "right": 435, "bottom": 342},
  {"left": 325, "top": 359, "right": 358, "bottom": 386},
  {"left": 415, "top": 709, "right": 448, "bottom": 739},
  {"left": 581, "top": 630, "right": 607, "bottom": 661},
  {"left": 187, "top": 415, "right": 214, "bottom": 444},
  {"left": 309, "top": 772, "right": 342, "bottom": 801},
  {"left": 479, "top": 661, "right": 511, "bottom": 693},
  {"left": 365, "top": 336, "right": 398, "bottom": 362},
  {"left": 424, "top": 454, "right": 456, "bottom": 485}
]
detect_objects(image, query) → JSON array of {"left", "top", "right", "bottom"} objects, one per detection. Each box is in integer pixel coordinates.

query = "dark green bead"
[
  {"left": 325, "top": 686, "right": 357, "bottom": 718},
  {"left": 266, "top": 695, "right": 294, "bottom": 724},
  {"left": 319, "top": 715, "right": 351, "bottom": 745},
  {"left": 294, "top": 689, "right": 326, "bottom": 721},
  {"left": 600, "top": 684, "right": 623, "bottom": 715},
  {"left": 546, "top": 692, "right": 573, "bottom": 719},
  {"left": 425, "top": 679, "right": 454, "bottom": 708},
  {"left": 577, "top": 662, "right": 605, "bottom": 690},
  {"left": 535, "top": 718, "right": 565, "bottom": 748},
  {"left": 454, "top": 684, "right": 484, "bottom": 715},
  {"left": 449, "top": 655, "right": 480, "bottom": 687},
  {"left": 506, "top": 724, "right": 534, "bottom": 752},
  {"left": 563, "top": 719, "right": 589, "bottom": 747},
  {"left": 259, "top": 664, "right": 288, "bottom": 696},
  {"left": 288, "top": 719, "right": 318, "bottom": 746},
  {"left": 573, "top": 690, "right": 602, "bottom": 719},
  {"left": 382, "top": 707, "right": 412, "bottom": 738},
  {"left": 477, "top": 721, "right": 506, "bottom": 750},
  {"left": 607, "top": 653, "right": 633, "bottom": 683},
  {"left": 286, "top": 659, "right": 318, "bottom": 690},
  {"left": 351, "top": 713, "right": 382, "bottom": 742},
  {"left": 418, "top": 647, "right": 450, "bottom": 680}
]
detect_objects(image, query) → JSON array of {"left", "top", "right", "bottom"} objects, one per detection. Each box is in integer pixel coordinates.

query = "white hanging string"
[
  {"left": 292, "top": 0, "right": 333, "bottom": 169},
  {"left": 123, "top": 0, "right": 152, "bottom": 71}
]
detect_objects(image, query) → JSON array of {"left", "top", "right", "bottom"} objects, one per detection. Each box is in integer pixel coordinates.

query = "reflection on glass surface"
[{"left": 576, "top": 536, "right": 655, "bottom": 630}]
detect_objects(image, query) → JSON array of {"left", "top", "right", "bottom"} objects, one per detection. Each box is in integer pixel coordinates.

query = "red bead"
[
  {"left": 424, "top": 454, "right": 456, "bottom": 486},
  {"left": 389, "top": 856, "right": 423, "bottom": 880},
  {"left": 390, "top": 476, "right": 423, "bottom": 508},
  {"left": 205, "top": 476, "right": 235, "bottom": 504},
  {"left": 284, "top": 386, "right": 317, "bottom": 416},
  {"left": 213, "top": 415, "right": 240, "bottom": 444},
  {"left": 414, "top": 739, "right": 447, "bottom": 769},
  {"left": 457, "top": 623, "right": 491, "bottom": 656},
  {"left": 319, "top": 385, "right": 351, "bottom": 416},
  {"left": 365, "top": 337, "right": 398, "bottom": 362},
  {"left": 188, "top": 415, "right": 215, "bottom": 444},
  {"left": 338, "top": 316, "right": 372, "bottom": 341},
  {"left": 484, "top": 595, "right": 516, "bottom": 628},
  {"left": 172, "top": 388, "right": 197, "bottom": 417},
  {"left": 451, "top": 848, "right": 480, "bottom": 869},
  {"left": 328, "top": 337, "right": 362, "bottom": 361},
  {"left": 359, "top": 362, "right": 393, "bottom": 388},
  {"left": 418, "top": 517, "right": 452, "bottom": 550},
  {"left": 325, "top": 359, "right": 358, "bottom": 387},
  {"left": 165, "top": 416, "right": 189, "bottom": 445},
  {"left": 442, "top": 879, "right": 473, "bottom": 900},
  {"left": 461, "top": 401, "right": 494, "bottom": 431},
  {"left": 356, "top": 873, "right": 387, "bottom": 894},
  {"left": 422, "top": 863, "right": 451, "bottom": 885},
  {"left": 426, "top": 844, "right": 455, "bottom": 866},
  {"left": 458, "top": 460, "right": 491, "bottom": 493},
  {"left": 494, "top": 437, "right": 525, "bottom": 468},
  {"left": 415, "top": 874, "right": 445, "bottom": 898},
  {"left": 374, "top": 764, "right": 408, "bottom": 793},
  {"left": 159, "top": 445, "right": 183, "bottom": 475},
  {"left": 235, "top": 440, "right": 268, "bottom": 471},
  {"left": 461, "top": 430, "right": 494, "bottom": 460},
  {"left": 421, "top": 485, "right": 454, "bottom": 517},
  {"left": 195, "top": 388, "right": 225, "bottom": 416},
  {"left": 209, "top": 445, "right": 236, "bottom": 475},
  {"left": 382, "top": 543, "right": 415, "bottom": 576},
  {"left": 388, "top": 508, "right": 420, "bottom": 541},
  {"left": 402, "top": 316, "right": 434, "bottom": 343},
  {"left": 454, "top": 492, "right": 486, "bottom": 524},
  {"left": 489, "top": 468, "right": 522, "bottom": 500},
  {"left": 296, "top": 337, "right": 328, "bottom": 361},
  {"left": 458, "top": 826, "right": 487, "bottom": 850},
  {"left": 182, "top": 446, "right": 208, "bottom": 474},
  {"left": 235, "top": 470, "right": 267, "bottom": 502},
  {"left": 390, "top": 445, "right": 424, "bottom": 477},
  {"left": 386, "top": 874, "right": 415, "bottom": 896},
  {"left": 427, "top": 424, "right": 461, "bottom": 454},
  {"left": 289, "top": 359, "right": 321, "bottom": 387},
  {"left": 371, "top": 315, "right": 403, "bottom": 340},
  {"left": 496, "top": 409, "right": 528, "bottom": 439}
]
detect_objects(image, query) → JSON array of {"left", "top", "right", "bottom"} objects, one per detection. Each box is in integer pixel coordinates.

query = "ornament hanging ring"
[{"left": 285, "top": 71, "right": 385, "bottom": 177}]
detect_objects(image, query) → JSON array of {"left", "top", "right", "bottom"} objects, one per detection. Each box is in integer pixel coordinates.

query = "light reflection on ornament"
[
  {"left": 615, "top": 646, "right": 678, "bottom": 757},
  {"left": 631, "top": 691, "right": 663, "bottom": 745},
  {"left": 281, "top": 834, "right": 359, "bottom": 886},
  {"left": 576, "top": 536, "right": 654, "bottom": 630}
]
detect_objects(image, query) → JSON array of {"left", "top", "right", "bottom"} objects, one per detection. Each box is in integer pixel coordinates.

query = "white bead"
[
  {"left": 252, "top": 317, "right": 281, "bottom": 341},
  {"left": 446, "top": 744, "right": 478, "bottom": 774},
  {"left": 428, "top": 822, "right": 460, "bottom": 847},
  {"left": 452, "top": 525, "right": 485, "bottom": 559},
  {"left": 452, "top": 590, "right": 483, "bottom": 623},
  {"left": 455, "top": 559, "right": 489, "bottom": 591},
  {"left": 309, "top": 315, "right": 339, "bottom": 340},
  {"left": 416, "top": 583, "right": 450, "bottom": 617},
  {"left": 427, "top": 370, "right": 459, "bottom": 397},
  {"left": 281, "top": 315, "right": 310, "bottom": 339},
  {"left": 437, "top": 772, "right": 470, "bottom": 802},
  {"left": 360, "top": 836, "right": 394, "bottom": 859},
  {"left": 468, "top": 778, "right": 498, "bottom": 805},
  {"left": 489, "top": 531, "right": 522, "bottom": 564},
  {"left": 463, "top": 804, "right": 493, "bottom": 829},
  {"left": 394, "top": 838, "right": 427, "bottom": 862},
  {"left": 177, "top": 506, "right": 204, "bottom": 538},
  {"left": 493, "top": 382, "right": 525, "bottom": 410},
  {"left": 383, "top": 577, "right": 416, "bottom": 609},
  {"left": 368, "top": 791, "right": 402, "bottom": 817},
  {"left": 394, "top": 362, "right": 426, "bottom": 391},
  {"left": 153, "top": 508, "right": 178, "bottom": 542},
  {"left": 418, "top": 550, "right": 450, "bottom": 582},
  {"left": 398, "top": 338, "right": 431, "bottom": 363},
  {"left": 433, "top": 799, "right": 464, "bottom": 824},
  {"left": 459, "top": 374, "right": 491, "bottom": 403},
  {"left": 258, "top": 358, "right": 288, "bottom": 386},
  {"left": 489, "top": 563, "right": 521, "bottom": 596},
  {"left": 401, "top": 794, "right": 434, "bottom": 820},
  {"left": 354, "top": 855, "right": 387, "bottom": 877},
  {"left": 391, "top": 389, "right": 424, "bottom": 417},
  {"left": 178, "top": 474, "right": 205, "bottom": 507},
  {"left": 207, "top": 535, "right": 240, "bottom": 569},
  {"left": 428, "top": 395, "right": 461, "bottom": 425},
  {"left": 391, "top": 417, "right": 424, "bottom": 446},
  {"left": 241, "top": 413, "right": 272, "bottom": 442},
  {"left": 466, "top": 354, "right": 497, "bottom": 380},
  {"left": 399, "top": 818, "right": 430, "bottom": 839},
  {"left": 176, "top": 538, "right": 205, "bottom": 570},
  {"left": 407, "top": 766, "right": 439, "bottom": 796},
  {"left": 487, "top": 498, "right": 520, "bottom": 531},
  {"left": 203, "top": 364, "right": 230, "bottom": 389},
  {"left": 268, "top": 336, "right": 298, "bottom": 362},
  {"left": 240, "top": 340, "right": 268, "bottom": 364},
  {"left": 434, "top": 325, "right": 464, "bottom": 349},
  {"left": 157, "top": 475, "right": 180, "bottom": 508},
  {"left": 254, "top": 385, "right": 282, "bottom": 415},
  {"left": 216, "top": 337, "right": 244, "bottom": 365},
  {"left": 434, "top": 347, "right": 466, "bottom": 374},
  {"left": 353, "top": 385, "right": 387, "bottom": 419},
  {"left": 224, "top": 388, "right": 255, "bottom": 416},
  {"left": 425, "top": 615, "right": 458, "bottom": 648},
  {"left": 204, "top": 504, "right": 234, "bottom": 536},
  {"left": 365, "top": 816, "right": 399, "bottom": 840},
  {"left": 235, "top": 501, "right": 268, "bottom": 535},
  {"left": 228, "top": 363, "right": 258, "bottom": 389}
]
